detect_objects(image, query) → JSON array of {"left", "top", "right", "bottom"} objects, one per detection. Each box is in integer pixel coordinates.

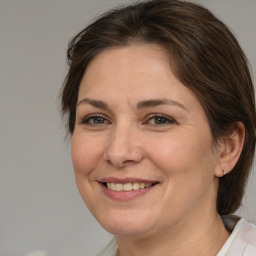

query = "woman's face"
[{"left": 72, "top": 44, "right": 222, "bottom": 238}]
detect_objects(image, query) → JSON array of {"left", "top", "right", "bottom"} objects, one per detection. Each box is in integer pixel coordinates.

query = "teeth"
[
  {"left": 110, "top": 183, "right": 116, "bottom": 190},
  {"left": 133, "top": 183, "right": 140, "bottom": 190},
  {"left": 106, "top": 182, "right": 153, "bottom": 191},
  {"left": 115, "top": 183, "right": 124, "bottom": 191},
  {"left": 124, "top": 183, "right": 132, "bottom": 191},
  {"left": 139, "top": 183, "right": 145, "bottom": 189}
]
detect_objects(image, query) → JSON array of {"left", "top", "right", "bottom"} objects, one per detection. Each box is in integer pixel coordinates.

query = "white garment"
[
  {"left": 97, "top": 238, "right": 118, "bottom": 256},
  {"left": 217, "top": 218, "right": 256, "bottom": 256},
  {"left": 97, "top": 217, "right": 256, "bottom": 256}
]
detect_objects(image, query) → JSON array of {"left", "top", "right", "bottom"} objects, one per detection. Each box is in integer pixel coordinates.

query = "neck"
[{"left": 115, "top": 211, "right": 229, "bottom": 256}]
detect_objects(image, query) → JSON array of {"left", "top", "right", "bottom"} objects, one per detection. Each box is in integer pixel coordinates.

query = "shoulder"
[
  {"left": 227, "top": 218, "right": 256, "bottom": 256},
  {"left": 238, "top": 221, "right": 256, "bottom": 254}
]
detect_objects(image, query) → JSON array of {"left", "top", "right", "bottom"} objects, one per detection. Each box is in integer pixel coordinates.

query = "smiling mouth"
[{"left": 103, "top": 182, "right": 158, "bottom": 192}]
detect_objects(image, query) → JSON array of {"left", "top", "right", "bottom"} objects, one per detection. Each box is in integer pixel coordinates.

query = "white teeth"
[
  {"left": 133, "top": 183, "right": 140, "bottom": 190},
  {"left": 106, "top": 182, "right": 153, "bottom": 191},
  {"left": 110, "top": 183, "right": 116, "bottom": 190},
  {"left": 124, "top": 183, "right": 132, "bottom": 191},
  {"left": 139, "top": 183, "right": 145, "bottom": 189},
  {"left": 115, "top": 183, "right": 124, "bottom": 191}
]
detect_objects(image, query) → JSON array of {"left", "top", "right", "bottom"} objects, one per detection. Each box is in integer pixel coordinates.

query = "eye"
[
  {"left": 146, "top": 114, "right": 175, "bottom": 125},
  {"left": 81, "top": 114, "right": 110, "bottom": 125}
]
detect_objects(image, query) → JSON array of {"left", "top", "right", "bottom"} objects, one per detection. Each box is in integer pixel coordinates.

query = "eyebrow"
[
  {"left": 77, "top": 98, "right": 109, "bottom": 110},
  {"left": 77, "top": 98, "right": 188, "bottom": 111},
  {"left": 137, "top": 99, "right": 188, "bottom": 111}
]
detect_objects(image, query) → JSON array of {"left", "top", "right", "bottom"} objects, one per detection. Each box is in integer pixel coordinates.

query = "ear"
[{"left": 215, "top": 122, "right": 245, "bottom": 177}]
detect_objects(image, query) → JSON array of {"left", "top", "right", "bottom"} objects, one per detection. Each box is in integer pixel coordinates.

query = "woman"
[{"left": 61, "top": 0, "right": 256, "bottom": 255}]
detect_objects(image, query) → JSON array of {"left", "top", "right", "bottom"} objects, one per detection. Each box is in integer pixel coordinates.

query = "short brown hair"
[{"left": 61, "top": 0, "right": 256, "bottom": 215}]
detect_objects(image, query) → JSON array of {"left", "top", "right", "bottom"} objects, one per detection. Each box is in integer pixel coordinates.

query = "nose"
[{"left": 103, "top": 124, "right": 144, "bottom": 168}]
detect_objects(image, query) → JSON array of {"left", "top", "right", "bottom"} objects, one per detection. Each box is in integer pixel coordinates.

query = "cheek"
[
  {"left": 146, "top": 133, "right": 218, "bottom": 215},
  {"left": 71, "top": 133, "right": 104, "bottom": 176},
  {"left": 71, "top": 133, "right": 104, "bottom": 210},
  {"left": 145, "top": 129, "right": 216, "bottom": 177},
  {"left": 145, "top": 134, "right": 191, "bottom": 166}
]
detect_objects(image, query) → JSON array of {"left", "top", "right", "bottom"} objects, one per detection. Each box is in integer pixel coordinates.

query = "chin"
[
  {"left": 96, "top": 210, "right": 156, "bottom": 237},
  {"left": 103, "top": 223, "right": 154, "bottom": 238}
]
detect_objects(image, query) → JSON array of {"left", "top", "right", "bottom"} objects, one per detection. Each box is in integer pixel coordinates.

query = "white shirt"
[{"left": 97, "top": 217, "right": 256, "bottom": 256}]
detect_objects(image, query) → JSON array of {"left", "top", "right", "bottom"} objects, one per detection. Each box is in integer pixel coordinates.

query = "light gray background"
[{"left": 0, "top": 0, "right": 255, "bottom": 255}]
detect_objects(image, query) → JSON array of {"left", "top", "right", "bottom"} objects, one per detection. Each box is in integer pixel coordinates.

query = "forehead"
[
  {"left": 87, "top": 43, "right": 170, "bottom": 69},
  {"left": 79, "top": 44, "right": 176, "bottom": 95}
]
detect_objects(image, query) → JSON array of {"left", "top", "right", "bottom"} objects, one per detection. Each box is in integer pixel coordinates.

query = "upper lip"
[{"left": 98, "top": 177, "right": 159, "bottom": 184}]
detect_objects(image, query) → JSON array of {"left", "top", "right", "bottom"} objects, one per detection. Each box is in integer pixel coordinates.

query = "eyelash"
[
  {"left": 80, "top": 114, "right": 176, "bottom": 127},
  {"left": 81, "top": 114, "right": 110, "bottom": 125},
  {"left": 145, "top": 114, "right": 175, "bottom": 126}
]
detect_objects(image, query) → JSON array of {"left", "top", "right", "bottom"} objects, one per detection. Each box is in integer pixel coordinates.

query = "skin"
[{"left": 71, "top": 44, "right": 244, "bottom": 256}]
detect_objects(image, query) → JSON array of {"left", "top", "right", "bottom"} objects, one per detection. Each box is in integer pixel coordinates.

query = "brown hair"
[{"left": 61, "top": 0, "right": 256, "bottom": 215}]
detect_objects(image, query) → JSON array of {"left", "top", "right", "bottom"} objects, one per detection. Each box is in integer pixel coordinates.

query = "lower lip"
[{"left": 100, "top": 183, "right": 156, "bottom": 201}]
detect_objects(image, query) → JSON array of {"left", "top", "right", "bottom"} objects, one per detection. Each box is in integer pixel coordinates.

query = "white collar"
[{"left": 217, "top": 217, "right": 247, "bottom": 256}]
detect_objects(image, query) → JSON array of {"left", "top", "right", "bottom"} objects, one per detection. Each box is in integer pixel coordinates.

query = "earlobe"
[{"left": 215, "top": 122, "right": 245, "bottom": 177}]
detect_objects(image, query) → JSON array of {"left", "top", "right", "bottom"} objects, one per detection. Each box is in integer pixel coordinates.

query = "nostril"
[
  {"left": 105, "top": 158, "right": 135, "bottom": 168},
  {"left": 123, "top": 160, "right": 135, "bottom": 165}
]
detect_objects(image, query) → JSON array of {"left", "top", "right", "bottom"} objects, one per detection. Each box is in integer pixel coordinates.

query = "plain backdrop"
[{"left": 0, "top": 0, "right": 255, "bottom": 255}]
